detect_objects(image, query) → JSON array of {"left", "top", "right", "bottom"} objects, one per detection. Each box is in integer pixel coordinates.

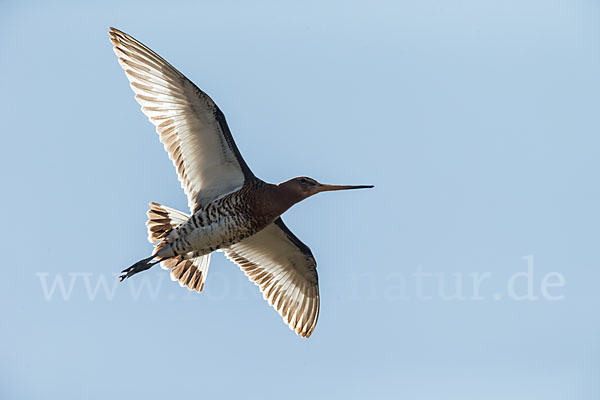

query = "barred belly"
[{"left": 154, "top": 197, "right": 267, "bottom": 259}]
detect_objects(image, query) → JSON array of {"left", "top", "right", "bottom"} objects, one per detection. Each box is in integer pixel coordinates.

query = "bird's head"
[{"left": 279, "top": 176, "right": 374, "bottom": 202}]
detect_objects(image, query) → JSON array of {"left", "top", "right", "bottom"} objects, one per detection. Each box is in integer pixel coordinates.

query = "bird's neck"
[{"left": 251, "top": 180, "right": 303, "bottom": 220}]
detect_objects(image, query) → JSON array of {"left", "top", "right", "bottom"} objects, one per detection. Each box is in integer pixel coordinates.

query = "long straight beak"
[{"left": 316, "top": 183, "right": 374, "bottom": 192}]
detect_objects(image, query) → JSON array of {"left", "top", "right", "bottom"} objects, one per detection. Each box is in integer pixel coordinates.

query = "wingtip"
[
  {"left": 108, "top": 26, "right": 126, "bottom": 41},
  {"left": 108, "top": 27, "right": 118, "bottom": 42}
]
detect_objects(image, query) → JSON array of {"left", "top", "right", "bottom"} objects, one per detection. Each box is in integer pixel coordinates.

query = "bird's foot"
[
  {"left": 119, "top": 256, "right": 157, "bottom": 282},
  {"left": 118, "top": 266, "right": 139, "bottom": 282}
]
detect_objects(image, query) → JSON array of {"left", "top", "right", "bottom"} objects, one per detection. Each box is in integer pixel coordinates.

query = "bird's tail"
[
  {"left": 119, "top": 202, "right": 189, "bottom": 282},
  {"left": 144, "top": 202, "right": 212, "bottom": 292},
  {"left": 146, "top": 201, "right": 190, "bottom": 254}
]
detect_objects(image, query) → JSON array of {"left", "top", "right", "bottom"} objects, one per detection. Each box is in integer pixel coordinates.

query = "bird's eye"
[{"left": 300, "top": 178, "right": 308, "bottom": 184}]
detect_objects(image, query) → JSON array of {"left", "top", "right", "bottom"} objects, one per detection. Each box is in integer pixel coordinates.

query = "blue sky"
[{"left": 2, "top": 1, "right": 599, "bottom": 399}]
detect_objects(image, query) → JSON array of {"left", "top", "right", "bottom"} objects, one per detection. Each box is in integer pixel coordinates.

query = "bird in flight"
[{"left": 109, "top": 27, "right": 373, "bottom": 338}]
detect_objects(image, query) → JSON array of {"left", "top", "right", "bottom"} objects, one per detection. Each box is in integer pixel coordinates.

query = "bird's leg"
[{"left": 119, "top": 255, "right": 162, "bottom": 281}]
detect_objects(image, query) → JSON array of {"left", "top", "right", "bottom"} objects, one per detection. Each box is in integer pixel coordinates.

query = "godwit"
[{"left": 109, "top": 27, "right": 373, "bottom": 338}]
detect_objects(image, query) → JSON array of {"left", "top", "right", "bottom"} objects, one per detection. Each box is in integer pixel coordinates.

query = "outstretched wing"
[
  {"left": 224, "top": 218, "right": 319, "bottom": 338},
  {"left": 109, "top": 27, "right": 254, "bottom": 212}
]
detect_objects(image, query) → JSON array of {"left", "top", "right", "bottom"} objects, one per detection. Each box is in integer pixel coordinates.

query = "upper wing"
[
  {"left": 109, "top": 27, "right": 254, "bottom": 211},
  {"left": 224, "top": 218, "right": 319, "bottom": 338}
]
